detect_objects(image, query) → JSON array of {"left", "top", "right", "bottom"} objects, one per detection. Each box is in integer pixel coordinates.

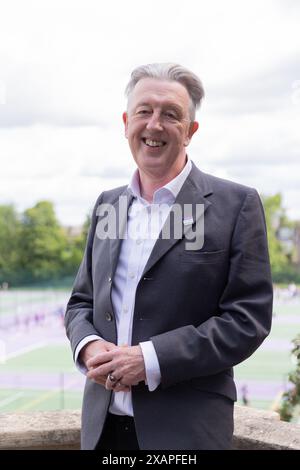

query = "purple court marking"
[
  {"left": 260, "top": 338, "right": 293, "bottom": 352},
  {"left": 272, "top": 314, "right": 300, "bottom": 324},
  {"left": 236, "top": 379, "right": 293, "bottom": 401},
  {"left": 1, "top": 372, "right": 85, "bottom": 392},
  {"left": 0, "top": 291, "right": 299, "bottom": 406}
]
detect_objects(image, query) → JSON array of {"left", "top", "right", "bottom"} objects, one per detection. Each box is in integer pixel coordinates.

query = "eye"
[
  {"left": 136, "top": 108, "right": 151, "bottom": 116},
  {"left": 164, "top": 111, "right": 178, "bottom": 121}
]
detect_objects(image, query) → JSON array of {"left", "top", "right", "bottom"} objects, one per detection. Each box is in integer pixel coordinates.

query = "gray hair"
[{"left": 125, "top": 63, "right": 205, "bottom": 121}]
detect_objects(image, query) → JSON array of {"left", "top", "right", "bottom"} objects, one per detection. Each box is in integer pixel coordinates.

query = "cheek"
[
  {"left": 128, "top": 123, "right": 142, "bottom": 140},
  {"left": 171, "top": 130, "right": 185, "bottom": 145}
]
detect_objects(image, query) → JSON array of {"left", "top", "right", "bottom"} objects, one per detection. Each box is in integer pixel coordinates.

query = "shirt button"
[
  {"left": 105, "top": 312, "right": 113, "bottom": 322},
  {"left": 136, "top": 238, "right": 142, "bottom": 245},
  {"left": 129, "top": 272, "right": 135, "bottom": 279},
  {"left": 108, "top": 277, "right": 112, "bottom": 283},
  {"left": 123, "top": 306, "right": 128, "bottom": 313}
]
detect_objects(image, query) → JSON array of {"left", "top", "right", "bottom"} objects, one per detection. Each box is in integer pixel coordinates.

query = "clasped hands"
[{"left": 80, "top": 339, "right": 146, "bottom": 392}]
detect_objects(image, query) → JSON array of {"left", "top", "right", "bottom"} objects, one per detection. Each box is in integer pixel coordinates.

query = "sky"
[{"left": 0, "top": 0, "right": 299, "bottom": 226}]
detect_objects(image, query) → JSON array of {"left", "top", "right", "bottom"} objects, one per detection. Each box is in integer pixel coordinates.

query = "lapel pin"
[{"left": 183, "top": 217, "right": 194, "bottom": 226}]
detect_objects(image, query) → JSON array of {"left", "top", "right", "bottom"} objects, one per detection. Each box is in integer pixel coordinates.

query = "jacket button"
[{"left": 105, "top": 312, "right": 113, "bottom": 322}]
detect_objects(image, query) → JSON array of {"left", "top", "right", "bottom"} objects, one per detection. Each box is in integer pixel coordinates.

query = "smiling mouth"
[{"left": 142, "top": 138, "right": 167, "bottom": 148}]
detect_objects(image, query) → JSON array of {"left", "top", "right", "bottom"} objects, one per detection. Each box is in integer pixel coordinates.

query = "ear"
[
  {"left": 184, "top": 121, "right": 199, "bottom": 146},
  {"left": 123, "top": 112, "right": 128, "bottom": 138}
]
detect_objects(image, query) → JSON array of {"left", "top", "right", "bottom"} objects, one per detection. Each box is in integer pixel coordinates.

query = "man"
[{"left": 65, "top": 63, "right": 273, "bottom": 450}]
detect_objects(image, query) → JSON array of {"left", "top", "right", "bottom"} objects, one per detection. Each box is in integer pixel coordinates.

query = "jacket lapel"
[
  {"left": 109, "top": 188, "right": 134, "bottom": 278},
  {"left": 142, "top": 163, "right": 213, "bottom": 277}
]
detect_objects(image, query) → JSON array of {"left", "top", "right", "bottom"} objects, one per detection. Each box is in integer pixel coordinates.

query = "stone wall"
[{"left": 0, "top": 406, "right": 299, "bottom": 450}]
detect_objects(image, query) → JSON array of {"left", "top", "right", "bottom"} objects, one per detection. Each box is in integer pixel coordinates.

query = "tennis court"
[{"left": 0, "top": 288, "right": 299, "bottom": 413}]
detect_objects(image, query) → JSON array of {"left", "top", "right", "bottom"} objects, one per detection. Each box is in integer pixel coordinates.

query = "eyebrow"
[{"left": 134, "top": 102, "right": 183, "bottom": 115}]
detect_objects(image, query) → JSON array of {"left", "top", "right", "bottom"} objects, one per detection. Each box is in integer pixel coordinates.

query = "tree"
[
  {"left": 261, "top": 194, "right": 290, "bottom": 276},
  {"left": 278, "top": 334, "right": 300, "bottom": 422},
  {"left": 0, "top": 201, "right": 93, "bottom": 286},
  {"left": 0, "top": 205, "right": 21, "bottom": 284},
  {"left": 60, "top": 213, "right": 91, "bottom": 278},
  {"left": 18, "top": 201, "right": 68, "bottom": 283}
]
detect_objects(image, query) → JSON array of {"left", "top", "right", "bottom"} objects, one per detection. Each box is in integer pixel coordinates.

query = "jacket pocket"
[{"left": 180, "top": 249, "right": 227, "bottom": 264}]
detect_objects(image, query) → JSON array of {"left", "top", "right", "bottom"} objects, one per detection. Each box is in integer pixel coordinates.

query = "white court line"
[
  {"left": 16, "top": 378, "right": 82, "bottom": 412},
  {"left": 0, "top": 392, "right": 24, "bottom": 408},
  {"left": 5, "top": 341, "right": 47, "bottom": 360}
]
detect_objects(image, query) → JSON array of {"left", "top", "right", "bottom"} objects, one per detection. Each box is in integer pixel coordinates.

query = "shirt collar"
[{"left": 128, "top": 157, "right": 192, "bottom": 204}]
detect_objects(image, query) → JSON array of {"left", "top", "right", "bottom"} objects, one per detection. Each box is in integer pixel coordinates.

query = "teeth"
[{"left": 145, "top": 139, "right": 164, "bottom": 147}]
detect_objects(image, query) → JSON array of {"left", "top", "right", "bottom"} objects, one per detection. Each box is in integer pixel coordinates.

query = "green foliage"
[
  {"left": 261, "top": 193, "right": 300, "bottom": 282},
  {"left": 18, "top": 201, "right": 67, "bottom": 280},
  {"left": 0, "top": 201, "right": 90, "bottom": 286},
  {"left": 0, "top": 205, "right": 21, "bottom": 281},
  {"left": 262, "top": 194, "right": 289, "bottom": 273},
  {"left": 61, "top": 213, "right": 91, "bottom": 275},
  {"left": 278, "top": 335, "right": 300, "bottom": 422},
  {"left": 0, "top": 192, "right": 299, "bottom": 286}
]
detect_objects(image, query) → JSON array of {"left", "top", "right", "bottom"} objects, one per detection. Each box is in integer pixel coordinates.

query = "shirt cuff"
[
  {"left": 139, "top": 341, "right": 161, "bottom": 391},
  {"left": 74, "top": 335, "right": 103, "bottom": 374}
]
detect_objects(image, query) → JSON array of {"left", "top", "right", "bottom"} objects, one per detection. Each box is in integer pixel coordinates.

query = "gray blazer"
[{"left": 65, "top": 162, "right": 273, "bottom": 450}]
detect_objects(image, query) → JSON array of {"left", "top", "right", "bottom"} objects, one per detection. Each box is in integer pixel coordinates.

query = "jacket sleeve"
[
  {"left": 64, "top": 194, "right": 102, "bottom": 357},
  {"left": 151, "top": 189, "right": 273, "bottom": 389}
]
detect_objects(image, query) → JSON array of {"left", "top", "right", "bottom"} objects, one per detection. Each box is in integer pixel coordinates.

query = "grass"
[
  {"left": 235, "top": 349, "right": 292, "bottom": 381},
  {"left": 0, "top": 388, "right": 82, "bottom": 412},
  {"left": 0, "top": 289, "right": 70, "bottom": 317},
  {"left": 1, "top": 344, "right": 76, "bottom": 373},
  {"left": 0, "top": 343, "right": 82, "bottom": 412},
  {"left": 235, "top": 301, "right": 299, "bottom": 382},
  {"left": 237, "top": 399, "right": 273, "bottom": 410},
  {"left": 0, "top": 288, "right": 299, "bottom": 413}
]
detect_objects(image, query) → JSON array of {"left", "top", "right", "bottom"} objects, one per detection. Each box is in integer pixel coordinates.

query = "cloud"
[
  {"left": 0, "top": 0, "right": 299, "bottom": 224},
  {"left": 205, "top": 54, "right": 300, "bottom": 115},
  {"left": 0, "top": 63, "right": 115, "bottom": 127},
  {"left": 81, "top": 165, "right": 132, "bottom": 179}
]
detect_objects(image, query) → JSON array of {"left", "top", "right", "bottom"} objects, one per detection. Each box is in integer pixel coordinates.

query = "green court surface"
[
  {"left": 0, "top": 288, "right": 69, "bottom": 318},
  {"left": 235, "top": 306, "right": 296, "bottom": 383},
  {"left": 0, "top": 388, "right": 82, "bottom": 413},
  {"left": 0, "top": 344, "right": 83, "bottom": 412},
  {"left": 235, "top": 349, "right": 292, "bottom": 382},
  {"left": 234, "top": 299, "right": 300, "bottom": 411},
  {"left": 1, "top": 344, "right": 76, "bottom": 373},
  {"left": 0, "top": 290, "right": 299, "bottom": 414}
]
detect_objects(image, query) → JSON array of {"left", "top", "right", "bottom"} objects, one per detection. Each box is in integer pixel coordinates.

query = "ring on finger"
[{"left": 108, "top": 373, "right": 117, "bottom": 382}]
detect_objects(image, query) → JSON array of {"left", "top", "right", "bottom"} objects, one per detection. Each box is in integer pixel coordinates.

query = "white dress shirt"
[{"left": 75, "top": 158, "right": 192, "bottom": 416}]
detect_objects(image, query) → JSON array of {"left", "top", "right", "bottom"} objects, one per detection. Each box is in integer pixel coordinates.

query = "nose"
[{"left": 146, "top": 111, "right": 163, "bottom": 131}]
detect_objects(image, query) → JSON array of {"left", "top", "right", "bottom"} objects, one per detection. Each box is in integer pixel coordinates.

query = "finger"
[
  {"left": 92, "top": 376, "right": 127, "bottom": 389},
  {"left": 119, "top": 377, "right": 141, "bottom": 387},
  {"left": 90, "top": 375, "right": 107, "bottom": 386},
  {"left": 105, "top": 373, "right": 122, "bottom": 390},
  {"left": 106, "top": 379, "right": 131, "bottom": 392},
  {"left": 105, "top": 380, "right": 112, "bottom": 390},
  {"left": 108, "top": 372, "right": 118, "bottom": 383},
  {"left": 93, "top": 378, "right": 106, "bottom": 386},
  {"left": 105, "top": 377, "right": 117, "bottom": 390},
  {"left": 87, "top": 364, "right": 113, "bottom": 381},
  {"left": 87, "top": 350, "right": 115, "bottom": 369},
  {"left": 90, "top": 362, "right": 117, "bottom": 378},
  {"left": 114, "top": 382, "right": 131, "bottom": 392}
]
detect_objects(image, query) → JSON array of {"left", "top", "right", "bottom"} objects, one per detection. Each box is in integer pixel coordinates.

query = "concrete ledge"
[
  {"left": 0, "top": 406, "right": 299, "bottom": 450},
  {"left": 233, "top": 405, "right": 300, "bottom": 450},
  {"left": 0, "top": 410, "right": 81, "bottom": 450}
]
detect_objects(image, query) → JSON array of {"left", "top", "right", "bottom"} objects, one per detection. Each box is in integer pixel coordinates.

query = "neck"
[{"left": 138, "top": 157, "right": 187, "bottom": 202}]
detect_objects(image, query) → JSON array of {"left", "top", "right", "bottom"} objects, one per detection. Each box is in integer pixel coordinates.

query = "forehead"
[{"left": 128, "top": 78, "right": 190, "bottom": 110}]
